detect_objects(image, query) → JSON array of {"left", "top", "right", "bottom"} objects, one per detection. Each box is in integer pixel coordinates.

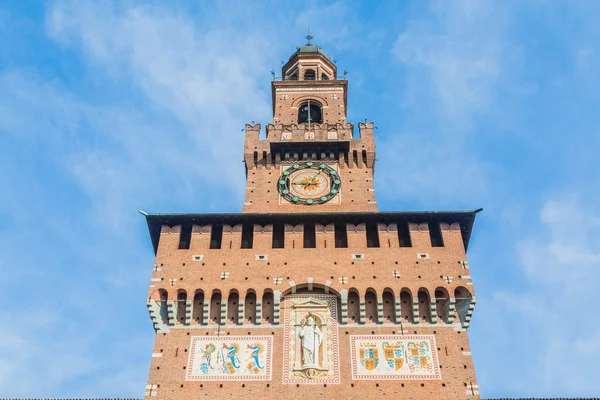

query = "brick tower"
[{"left": 142, "top": 37, "right": 481, "bottom": 399}]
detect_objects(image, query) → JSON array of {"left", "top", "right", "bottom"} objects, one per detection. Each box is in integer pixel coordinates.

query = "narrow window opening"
[
  {"left": 241, "top": 224, "right": 254, "bottom": 249},
  {"left": 253, "top": 151, "right": 258, "bottom": 166},
  {"left": 209, "top": 224, "right": 223, "bottom": 249},
  {"left": 429, "top": 221, "right": 444, "bottom": 247},
  {"left": 335, "top": 222, "right": 348, "bottom": 248},
  {"left": 303, "top": 69, "right": 316, "bottom": 80},
  {"left": 352, "top": 150, "right": 358, "bottom": 167},
  {"left": 298, "top": 101, "right": 322, "bottom": 124},
  {"left": 398, "top": 221, "right": 412, "bottom": 247},
  {"left": 366, "top": 221, "right": 380, "bottom": 248},
  {"left": 272, "top": 223, "right": 285, "bottom": 248},
  {"left": 303, "top": 222, "right": 316, "bottom": 248},
  {"left": 262, "top": 151, "right": 268, "bottom": 167},
  {"left": 178, "top": 224, "right": 192, "bottom": 250},
  {"left": 362, "top": 150, "right": 367, "bottom": 165}
]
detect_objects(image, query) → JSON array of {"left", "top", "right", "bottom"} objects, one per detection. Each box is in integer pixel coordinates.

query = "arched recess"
[
  {"left": 382, "top": 288, "right": 396, "bottom": 324},
  {"left": 210, "top": 290, "right": 222, "bottom": 324},
  {"left": 176, "top": 289, "right": 187, "bottom": 325},
  {"left": 365, "top": 288, "right": 377, "bottom": 324},
  {"left": 455, "top": 286, "right": 473, "bottom": 326},
  {"left": 262, "top": 290, "right": 274, "bottom": 324},
  {"left": 435, "top": 287, "right": 450, "bottom": 323},
  {"left": 400, "top": 288, "right": 413, "bottom": 323},
  {"left": 418, "top": 288, "right": 432, "bottom": 323},
  {"left": 192, "top": 289, "right": 204, "bottom": 324},
  {"left": 303, "top": 69, "right": 316, "bottom": 80},
  {"left": 321, "top": 73, "right": 329, "bottom": 80},
  {"left": 298, "top": 100, "right": 323, "bottom": 124},
  {"left": 244, "top": 290, "right": 257, "bottom": 324},
  {"left": 227, "top": 290, "right": 239, "bottom": 325},
  {"left": 347, "top": 289, "right": 360, "bottom": 324},
  {"left": 158, "top": 289, "right": 168, "bottom": 325}
]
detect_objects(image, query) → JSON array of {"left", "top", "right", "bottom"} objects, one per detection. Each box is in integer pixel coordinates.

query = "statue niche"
[{"left": 291, "top": 298, "right": 330, "bottom": 375}]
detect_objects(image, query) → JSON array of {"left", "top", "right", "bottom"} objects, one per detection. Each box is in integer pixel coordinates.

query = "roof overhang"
[{"left": 141, "top": 209, "right": 482, "bottom": 255}]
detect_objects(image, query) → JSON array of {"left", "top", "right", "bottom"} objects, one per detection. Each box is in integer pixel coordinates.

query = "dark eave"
[{"left": 140, "top": 209, "right": 482, "bottom": 255}]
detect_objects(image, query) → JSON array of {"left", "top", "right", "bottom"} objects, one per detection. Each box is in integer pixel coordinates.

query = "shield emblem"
[
  {"left": 359, "top": 344, "right": 379, "bottom": 371},
  {"left": 383, "top": 342, "right": 405, "bottom": 371}
]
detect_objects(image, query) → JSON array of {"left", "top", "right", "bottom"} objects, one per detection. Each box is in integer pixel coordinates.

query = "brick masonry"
[{"left": 143, "top": 44, "right": 480, "bottom": 399}]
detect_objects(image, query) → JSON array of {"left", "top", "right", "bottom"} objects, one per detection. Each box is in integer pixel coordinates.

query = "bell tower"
[
  {"left": 242, "top": 35, "right": 377, "bottom": 213},
  {"left": 142, "top": 35, "right": 481, "bottom": 400}
]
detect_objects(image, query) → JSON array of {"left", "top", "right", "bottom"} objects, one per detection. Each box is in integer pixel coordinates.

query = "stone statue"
[{"left": 298, "top": 315, "right": 323, "bottom": 368}]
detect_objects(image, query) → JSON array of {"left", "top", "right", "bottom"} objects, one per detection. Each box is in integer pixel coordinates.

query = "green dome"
[{"left": 289, "top": 45, "right": 332, "bottom": 61}]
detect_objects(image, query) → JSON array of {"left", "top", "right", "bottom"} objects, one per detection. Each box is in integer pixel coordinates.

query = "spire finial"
[{"left": 305, "top": 28, "right": 313, "bottom": 45}]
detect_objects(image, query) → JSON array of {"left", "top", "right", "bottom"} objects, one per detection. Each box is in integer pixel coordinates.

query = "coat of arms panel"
[
  {"left": 186, "top": 336, "right": 273, "bottom": 381},
  {"left": 350, "top": 335, "right": 441, "bottom": 380}
]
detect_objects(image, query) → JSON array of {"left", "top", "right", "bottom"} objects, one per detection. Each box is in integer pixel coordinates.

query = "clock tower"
[
  {"left": 142, "top": 37, "right": 481, "bottom": 399},
  {"left": 242, "top": 38, "right": 377, "bottom": 213}
]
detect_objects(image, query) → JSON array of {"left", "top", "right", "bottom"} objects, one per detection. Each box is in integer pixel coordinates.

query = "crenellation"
[{"left": 141, "top": 41, "right": 481, "bottom": 400}]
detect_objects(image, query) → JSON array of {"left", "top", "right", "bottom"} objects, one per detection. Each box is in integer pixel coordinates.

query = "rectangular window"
[
  {"left": 335, "top": 222, "right": 348, "bottom": 248},
  {"left": 429, "top": 221, "right": 444, "bottom": 247},
  {"left": 209, "top": 224, "right": 223, "bottom": 249},
  {"left": 303, "top": 223, "right": 316, "bottom": 248},
  {"left": 272, "top": 223, "right": 285, "bottom": 248},
  {"left": 241, "top": 224, "right": 254, "bottom": 249},
  {"left": 366, "top": 221, "right": 380, "bottom": 248},
  {"left": 178, "top": 224, "right": 192, "bottom": 250},
  {"left": 398, "top": 221, "right": 412, "bottom": 247}
]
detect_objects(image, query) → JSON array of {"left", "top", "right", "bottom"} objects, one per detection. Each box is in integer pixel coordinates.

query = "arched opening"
[
  {"left": 347, "top": 289, "right": 360, "bottom": 323},
  {"left": 365, "top": 289, "right": 377, "bottom": 324},
  {"left": 418, "top": 288, "right": 432, "bottom": 323},
  {"left": 177, "top": 290, "right": 187, "bottom": 325},
  {"left": 362, "top": 150, "right": 368, "bottom": 166},
  {"left": 400, "top": 289, "right": 413, "bottom": 323},
  {"left": 227, "top": 290, "right": 239, "bottom": 324},
  {"left": 193, "top": 289, "right": 204, "bottom": 324},
  {"left": 455, "top": 286, "right": 473, "bottom": 327},
  {"left": 435, "top": 287, "right": 450, "bottom": 323},
  {"left": 303, "top": 69, "right": 316, "bottom": 80},
  {"left": 298, "top": 101, "right": 322, "bottom": 124},
  {"left": 210, "top": 290, "right": 222, "bottom": 324},
  {"left": 158, "top": 289, "right": 168, "bottom": 325},
  {"left": 244, "top": 290, "right": 257, "bottom": 324},
  {"left": 321, "top": 73, "right": 329, "bottom": 80},
  {"left": 262, "top": 290, "right": 274, "bottom": 324},
  {"left": 352, "top": 150, "right": 358, "bottom": 167},
  {"left": 382, "top": 289, "right": 396, "bottom": 324}
]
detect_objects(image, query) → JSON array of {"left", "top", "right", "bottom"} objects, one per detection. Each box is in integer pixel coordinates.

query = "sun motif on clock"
[{"left": 277, "top": 162, "right": 341, "bottom": 205}]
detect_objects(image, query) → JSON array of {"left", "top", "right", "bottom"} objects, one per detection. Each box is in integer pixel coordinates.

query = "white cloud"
[{"left": 486, "top": 195, "right": 600, "bottom": 395}]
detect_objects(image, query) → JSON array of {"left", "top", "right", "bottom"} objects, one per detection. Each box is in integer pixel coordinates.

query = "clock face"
[{"left": 278, "top": 162, "right": 341, "bottom": 205}]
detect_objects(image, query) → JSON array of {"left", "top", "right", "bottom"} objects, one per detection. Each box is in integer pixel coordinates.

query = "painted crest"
[
  {"left": 359, "top": 343, "right": 379, "bottom": 371},
  {"left": 245, "top": 342, "right": 265, "bottom": 375},
  {"left": 382, "top": 342, "right": 405, "bottom": 371},
  {"left": 406, "top": 341, "right": 432, "bottom": 374}
]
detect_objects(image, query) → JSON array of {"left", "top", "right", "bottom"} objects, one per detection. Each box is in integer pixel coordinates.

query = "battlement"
[{"left": 243, "top": 122, "right": 375, "bottom": 171}]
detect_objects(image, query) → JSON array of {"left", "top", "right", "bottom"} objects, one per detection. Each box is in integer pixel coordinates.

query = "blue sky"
[{"left": 1, "top": 0, "right": 599, "bottom": 397}]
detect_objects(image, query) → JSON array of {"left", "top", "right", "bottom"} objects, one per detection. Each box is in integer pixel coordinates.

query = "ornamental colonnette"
[{"left": 141, "top": 39, "right": 480, "bottom": 399}]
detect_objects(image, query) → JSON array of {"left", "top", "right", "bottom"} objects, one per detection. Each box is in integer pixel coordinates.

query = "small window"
[
  {"left": 298, "top": 101, "right": 322, "bottom": 124},
  {"left": 209, "top": 224, "right": 223, "bottom": 249},
  {"left": 241, "top": 224, "right": 254, "bottom": 249},
  {"left": 272, "top": 223, "right": 285, "bottom": 248},
  {"left": 366, "top": 222, "right": 380, "bottom": 248},
  {"left": 303, "top": 69, "right": 316, "bottom": 80},
  {"left": 334, "top": 222, "right": 348, "bottom": 248},
  {"left": 398, "top": 221, "right": 412, "bottom": 247},
  {"left": 429, "top": 221, "right": 444, "bottom": 247},
  {"left": 178, "top": 224, "right": 192, "bottom": 249},
  {"left": 321, "top": 73, "right": 329, "bottom": 80},
  {"left": 303, "top": 223, "right": 316, "bottom": 248}
]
